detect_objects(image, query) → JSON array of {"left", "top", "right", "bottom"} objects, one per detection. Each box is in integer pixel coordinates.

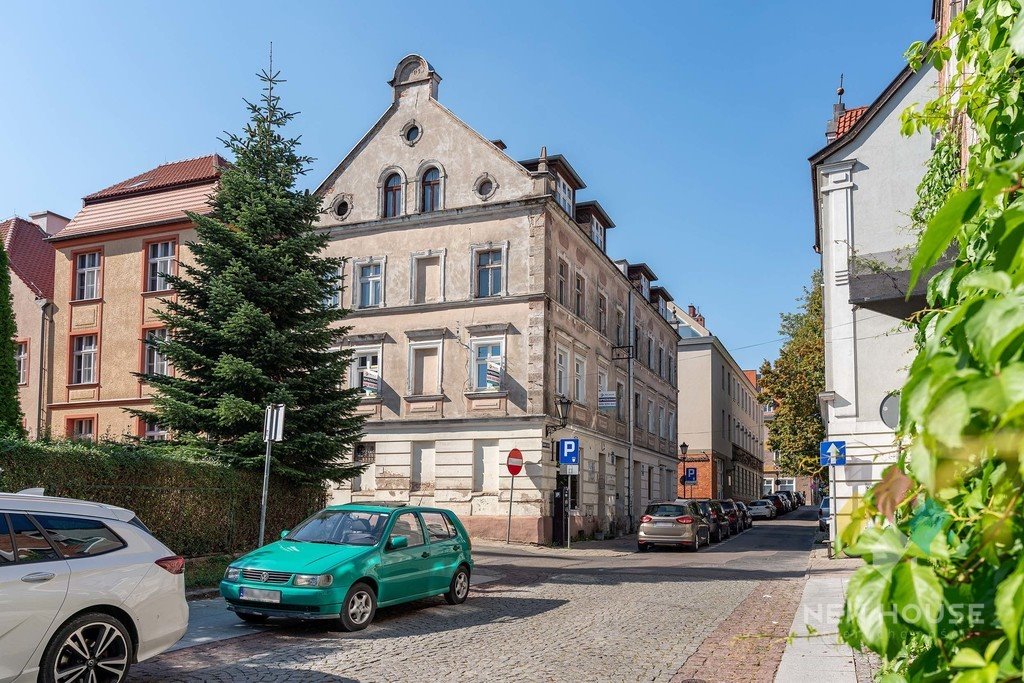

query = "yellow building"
[{"left": 46, "top": 155, "right": 222, "bottom": 440}]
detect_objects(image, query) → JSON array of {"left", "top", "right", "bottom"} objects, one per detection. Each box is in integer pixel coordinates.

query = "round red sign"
[{"left": 506, "top": 448, "right": 524, "bottom": 476}]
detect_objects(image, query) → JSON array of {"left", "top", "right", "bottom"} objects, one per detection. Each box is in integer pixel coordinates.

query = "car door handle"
[
  {"left": 451, "top": 545, "right": 460, "bottom": 552},
  {"left": 21, "top": 572, "right": 55, "bottom": 583},
  {"left": 421, "top": 551, "right": 430, "bottom": 558}
]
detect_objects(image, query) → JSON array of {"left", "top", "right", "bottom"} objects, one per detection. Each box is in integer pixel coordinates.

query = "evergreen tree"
[
  {"left": 0, "top": 245, "right": 25, "bottom": 436},
  {"left": 758, "top": 270, "right": 825, "bottom": 479},
  {"left": 134, "top": 65, "right": 364, "bottom": 482}
]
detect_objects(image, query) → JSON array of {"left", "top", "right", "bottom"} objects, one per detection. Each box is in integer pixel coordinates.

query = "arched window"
[
  {"left": 383, "top": 173, "right": 402, "bottom": 218},
  {"left": 421, "top": 168, "right": 440, "bottom": 212}
]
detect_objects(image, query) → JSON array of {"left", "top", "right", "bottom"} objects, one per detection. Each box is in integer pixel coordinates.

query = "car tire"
[
  {"left": 340, "top": 582, "right": 377, "bottom": 632},
  {"left": 690, "top": 534, "right": 701, "bottom": 552},
  {"left": 445, "top": 565, "right": 471, "bottom": 605},
  {"left": 40, "top": 612, "right": 133, "bottom": 683},
  {"left": 236, "top": 612, "right": 269, "bottom": 624}
]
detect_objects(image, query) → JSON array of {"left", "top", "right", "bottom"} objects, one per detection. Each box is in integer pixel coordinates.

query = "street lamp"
[
  {"left": 546, "top": 395, "right": 572, "bottom": 437},
  {"left": 679, "top": 442, "right": 689, "bottom": 458}
]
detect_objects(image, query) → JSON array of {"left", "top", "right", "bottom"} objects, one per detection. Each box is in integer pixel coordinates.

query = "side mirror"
[
  {"left": 280, "top": 530, "right": 290, "bottom": 539},
  {"left": 387, "top": 535, "right": 408, "bottom": 551}
]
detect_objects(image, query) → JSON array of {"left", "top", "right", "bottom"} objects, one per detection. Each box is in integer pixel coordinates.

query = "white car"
[
  {"left": 0, "top": 491, "right": 188, "bottom": 683},
  {"left": 747, "top": 500, "right": 776, "bottom": 519}
]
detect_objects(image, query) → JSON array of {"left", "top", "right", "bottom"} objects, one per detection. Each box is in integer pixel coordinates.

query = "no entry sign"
[{"left": 506, "top": 448, "right": 524, "bottom": 476}]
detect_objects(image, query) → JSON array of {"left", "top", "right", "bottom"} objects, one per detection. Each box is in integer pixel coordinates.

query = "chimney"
[
  {"left": 490, "top": 139, "right": 507, "bottom": 151},
  {"left": 825, "top": 75, "right": 846, "bottom": 143},
  {"left": 687, "top": 304, "right": 697, "bottom": 318},
  {"left": 537, "top": 146, "right": 548, "bottom": 174},
  {"left": 28, "top": 210, "right": 70, "bottom": 236}
]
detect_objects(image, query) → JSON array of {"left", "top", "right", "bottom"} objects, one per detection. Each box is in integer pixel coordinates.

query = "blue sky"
[{"left": 1, "top": 1, "right": 934, "bottom": 369}]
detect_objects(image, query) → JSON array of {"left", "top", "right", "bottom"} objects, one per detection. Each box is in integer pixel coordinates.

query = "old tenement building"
[{"left": 317, "top": 55, "right": 680, "bottom": 542}]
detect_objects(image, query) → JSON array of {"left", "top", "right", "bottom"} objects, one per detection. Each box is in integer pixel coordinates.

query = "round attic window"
[
  {"left": 401, "top": 120, "right": 422, "bottom": 146},
  {"left": 474, "top": 174, "right": 497, "bottom": 201},
  {"left": 332, "top": 195, "right": 352, "bottom": 220}
]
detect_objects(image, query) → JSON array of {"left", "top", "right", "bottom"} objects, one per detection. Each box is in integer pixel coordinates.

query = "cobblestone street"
[{"left": 134, "top": 510, "right": 818, "bottom": 682}]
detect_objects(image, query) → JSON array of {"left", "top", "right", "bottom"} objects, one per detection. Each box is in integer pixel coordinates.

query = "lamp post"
[
  {"left": 679, "top": 442, "right": 689, "bottom": 499},
  {"left": 546, "top": 395, "right": 572, "bottom": 437}
]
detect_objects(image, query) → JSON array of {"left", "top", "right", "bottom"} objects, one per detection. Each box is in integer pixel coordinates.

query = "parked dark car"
[
  {"left": 794, "top": 491, "right": 806, "bottom": 506},
  {"left": 776, "top": 490, "right": 796, "bottom": 509},
  {"left": 763, "top": 494, "right": 786, "bottom": 514},
  {"left": 819, "top": 496, "right": 831, "bottom": 532},
  {"left": 716, "top": 499, "right": 743, "bottom": 534},
  {"left": 694, "top": 500, "right": 731, "bottom": 542},
  {"left": 734, "top": 501, "right": 753, "bottom": 529}
]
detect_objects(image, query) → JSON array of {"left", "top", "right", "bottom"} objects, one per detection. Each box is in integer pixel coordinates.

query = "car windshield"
[
  {"left": 286, "top": 510, "right": 389, "bottom": 546},
  {"left": 645, "top": 504, "right": 686, "bottom": 517},
  {"left": 750, "top": 501, "right": 767, "bottom": 507}
]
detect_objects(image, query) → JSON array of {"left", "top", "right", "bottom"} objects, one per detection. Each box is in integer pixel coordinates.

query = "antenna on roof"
[{"left": 836, "top": 73, "right": 845, "bottom": 106}]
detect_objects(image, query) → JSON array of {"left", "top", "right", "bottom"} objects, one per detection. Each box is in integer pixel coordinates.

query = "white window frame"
[
  {"left": 574, "top": 355, "right": 586, "bottom": 403},
  {"left": 573, "top": 273, "right": 586, "bottom": 318},
  {"left": 615, "top": 308, "right": 625, "bottom": 346},
  {"left": 144, "top": 328, "right": 169, "bottom": 376},
  {"left": 647, "top": 399, "right": 655, "bottom": 433},
  {"left": 407, "top": 340, "right": 443, "bottom": 396},
  {"left": 15, "top": 341, "right": 27, "bottom": 385},
  {"left": 658, "top": 405, "right": 666, "bottom": 438},
  {"left": 616, "top": 381, "right": 626, "bottom": 421},
  {"left": 409, "top": 248, "right": 446, "bottom": 304},
  {"left": 470, "top": 242, "right": 509, "bottom": 299},
  {"left": 146, "top": 240, "right": 176, "bottom": 292},
  {"left": 351, "top": 345, "right": 382, "bottom": 396},
  {"left": 74, "top": 251, "right": 101, "bottom": 301},
  {"left": 325, "top": 264, "right": 343, "bottom": 308},
  {"left": 669, "top": 410, "right": 676, "bottom": 441},
  {"left": 555, "top": 173, "right": 574, "bottom": 215},
  {"left": 353, "top": 256, "right": 386, "bottom": 309},
  {"left": 557, "top": 258, "right": 569, "bottom": 306},
  {"left": 647, "top": 335, "right": 654, "bottom": 368},
  {"left": 470, "top": 335, "right": 504, "bottom": 391},
  {"left": 590, "top": 216, "right": 605, "bottom": 251},
  {"left": 72, "top": 418, "right": 94, "bottom": 442},
  {"left": 597, "top": 293, "right": 607, "bottom": 335},
  {"left": 143, "top": 419, "right": 168, "bottom": 441},
  {"left": 556, "top": 345, "right": 570, "bottom": 397},
  {"left": 72, "top": 334, "right": 97, "bottom": 385}
]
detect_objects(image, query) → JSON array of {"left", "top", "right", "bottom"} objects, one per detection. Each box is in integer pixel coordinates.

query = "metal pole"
[
  {"left": 567, "top": 475, "right": 572, "bottom": 550},
  {"left": 506, "top": 474, "right": 515, "bottom": 544},
  {"left": 258, "top": 438, "right": 272, "bottom": 547}
]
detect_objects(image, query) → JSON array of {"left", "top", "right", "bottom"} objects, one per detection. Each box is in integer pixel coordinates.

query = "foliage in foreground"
[
  {"left": 758, "top": 270, "right": 826, "bottom": 480},
  {"left": 135, "top": 64, "right": 365, "bottom": 483},
  {"left": 838, "top": 2, "right": 1024, "bottom": 680}
]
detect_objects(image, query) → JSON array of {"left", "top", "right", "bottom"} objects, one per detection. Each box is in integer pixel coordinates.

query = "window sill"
[
  {"left": 404, "top": 394, "right": 445, "bottom": 403},
  {"left": 142, "top": 289, "right": 174, "bottom": 296},
  {"left": 464, "top": 390, "right": 508, "bottom": 400},
  {"left": 70, "top": 298, "right": 102, "bottom": 305},
  {"left": 359, "top": 395, "right": 382, "bottom": 404},
  {"left": 67, "top": 382, "right": 99, "bottom": 389}
]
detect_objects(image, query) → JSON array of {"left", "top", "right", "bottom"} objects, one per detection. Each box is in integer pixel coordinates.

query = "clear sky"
[{"left": 1, "top": 1, "right": 934, "bottom": 369}]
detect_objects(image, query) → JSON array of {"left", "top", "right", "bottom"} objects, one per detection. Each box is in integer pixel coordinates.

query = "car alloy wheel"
[
  {"left": 445, "top": 566, "right": 470, "bottom": 605},
  {"left": 340, "top": 582, "right": 377, "bottom": 632},
  {"left": 44, "top": 614, "right": 131, "bottom": 683}
]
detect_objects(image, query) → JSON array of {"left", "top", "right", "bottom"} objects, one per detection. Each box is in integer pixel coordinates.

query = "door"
[
  {"left": 419, "top": 511, "right": 461, "bottom": 593},
  {"left": 0, "top": 512, "right": 71, "bottom": 682},
  {"left": 377, "top": 512, "right": 432, "bottom": 604}
]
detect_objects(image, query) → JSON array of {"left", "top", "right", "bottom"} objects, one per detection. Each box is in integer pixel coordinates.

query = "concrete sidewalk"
[{"left": 775, "top": 547, "right": 877, "bottom": 682}]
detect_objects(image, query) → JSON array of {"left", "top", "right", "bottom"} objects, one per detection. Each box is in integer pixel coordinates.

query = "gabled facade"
[
  {"left": 810, "top": 61, "right": 937, "bottom": 540},
  {"left": 316, "top": 55, "right": 679, "bottom": 543},
  {"left": 46, "top": 155, "right": 223, "bottom": 441},
  {"left": 0, "top": 214, "right": 62, "bottom": 436}
]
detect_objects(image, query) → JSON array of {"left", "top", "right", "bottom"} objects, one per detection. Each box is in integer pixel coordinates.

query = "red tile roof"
[
  {"left": 83, "top": 154, "right": 226, "bottom": 203},
  {"left": 835, "top": 106, "right": 868, "bottom": 139},
  {"left": 0, "top": 217, "right": 55, "bottom": 299}
]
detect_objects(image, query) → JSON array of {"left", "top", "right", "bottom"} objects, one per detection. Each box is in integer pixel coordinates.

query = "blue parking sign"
[
  {"left": 558, "top": 438, "right": 580, "bottom": 465},
  {"left": 684, "top": 467, "right": 697, "bottom": 485}
]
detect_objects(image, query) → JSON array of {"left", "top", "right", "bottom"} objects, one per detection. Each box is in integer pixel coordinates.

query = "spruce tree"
[
  {"left": 134, "top": 65, "right": 365, "bottom": 483},
  {"left": 0, "top": 245, "right": 25, "bottom": 436}
]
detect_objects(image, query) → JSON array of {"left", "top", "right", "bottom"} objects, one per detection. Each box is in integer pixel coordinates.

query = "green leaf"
[
  {"left": 928, "top": 386, "right": 970, "bottom": 447},
  {"left": 844, "top": 566, "right": 894, "bottom": 653},
  {"left": 951, "top": 647, "right": 987, "bottom": 669},
  {"left": 911, "top": 189, "right": 981, "bottom": 292},
  {"left": 996, "top": 562, "right": 1024, "bottom": 649},
  {"left": 892, "top": 561, "right": 945, "bottom": 635},
  {"left": 964, "top": 296, "right": 1024, "bottom": 366},
  {"left": 1011, "top": 6, "right": 1024, "bottom": 56}
]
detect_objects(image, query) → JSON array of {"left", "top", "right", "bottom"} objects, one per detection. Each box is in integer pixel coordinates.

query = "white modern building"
[{"left": 809, "top": 61, "right": 937, "bottom": 541}]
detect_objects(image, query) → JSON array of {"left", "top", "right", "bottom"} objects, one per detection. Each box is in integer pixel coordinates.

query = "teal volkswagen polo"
[{"left": 220, "top": 503, "right": 473, "bottom": 631}]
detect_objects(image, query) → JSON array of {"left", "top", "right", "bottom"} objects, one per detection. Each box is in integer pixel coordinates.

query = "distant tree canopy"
[{"left": 758, "top": 270, "right": 825, "bottom": 479}]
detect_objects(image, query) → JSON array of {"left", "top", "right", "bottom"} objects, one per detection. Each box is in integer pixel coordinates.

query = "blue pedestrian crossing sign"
[
  {"left": 558, "top": 438, "right": 580, "bottom": 465},
  {"left": 820, "top": 441, "right": 847, "bottom": 466},
  {"left": 683, "top": 467, "right": 698, "bottom": 485}
]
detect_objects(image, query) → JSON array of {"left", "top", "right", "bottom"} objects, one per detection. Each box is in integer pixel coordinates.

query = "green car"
[{"left": 220, "top": 503, "right": 473, "bottom": 631}]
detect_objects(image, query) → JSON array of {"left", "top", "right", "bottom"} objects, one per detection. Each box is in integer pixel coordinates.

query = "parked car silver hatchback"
[{"left": 637, "top": 500, "right": 710, "bottom": 552}]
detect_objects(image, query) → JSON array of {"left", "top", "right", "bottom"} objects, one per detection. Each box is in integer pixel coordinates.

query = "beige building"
[
  {"left": 45, "top": 156, "right": 222, "bottom": 441},
  {"left": 316, "top": 55, "right": 680, "bottom": 543},
  {"left": 1, "top": 213, "right": 64, "bottom": 437},
  {"left": 672, "top": 303, "right": 764, "bottom": 502}
]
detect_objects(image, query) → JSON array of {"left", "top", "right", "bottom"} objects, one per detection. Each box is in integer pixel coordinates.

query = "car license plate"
[
  {"left": 239, "top": 587, "right": 281, "bottom": 603},
  {"left": 655, "top": 521, "right": 673, "bottom": 526}
]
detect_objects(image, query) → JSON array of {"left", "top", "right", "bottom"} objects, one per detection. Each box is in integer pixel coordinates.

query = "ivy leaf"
[
  {"left": 911, "top": 189, "right": 981, "bottom": 292},
  {"left": 893, "top": 561, "right": 944, "bottom": 636}
]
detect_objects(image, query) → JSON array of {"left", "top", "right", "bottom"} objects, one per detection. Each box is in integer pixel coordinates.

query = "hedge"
[{"left": 0, "top": 437, "right": 328, "bottom": 557}]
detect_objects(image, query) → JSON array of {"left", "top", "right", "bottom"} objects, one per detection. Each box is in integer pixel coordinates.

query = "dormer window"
[
  {"left": 384, "top": 173, "right": 402, "bottom": 218},
  {"left": 590, "top": 217, "right": 605, "bottom": 251},
  {"left": 421, "top": 168, "right": 441, "bottom": 212},
  {"left": 555, "top": 174, "right": 574, "bottom": 215}
]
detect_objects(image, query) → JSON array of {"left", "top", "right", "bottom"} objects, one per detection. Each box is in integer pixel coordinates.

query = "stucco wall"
[{"left": 11, "top": 273, "right": 48, "bottom": 436}]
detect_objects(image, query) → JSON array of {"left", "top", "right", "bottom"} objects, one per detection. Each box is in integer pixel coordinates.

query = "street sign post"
[
  {"left": 682, "top": 467, "right": 697, "bottom": 498},
  {"left": 506, "top": 448, "right": 523, "bottom": 543},
  {"left": 819, "top": 440, "right": 846, "bottom": 551},
  {"left": 558, "top": 438, "right": 580, "bottom": 549},
  {"left": 259, "top": 404, "right": 286, "bottom": 547}
]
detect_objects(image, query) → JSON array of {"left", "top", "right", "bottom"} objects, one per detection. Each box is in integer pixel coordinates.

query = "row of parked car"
[{"left": 637, "top": 490, "right": 806, "bottom": 552}]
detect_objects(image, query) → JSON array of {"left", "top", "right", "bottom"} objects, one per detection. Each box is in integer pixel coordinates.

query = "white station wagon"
[{"left": 0, "top": 491, "right": 188, "bottom": 683}]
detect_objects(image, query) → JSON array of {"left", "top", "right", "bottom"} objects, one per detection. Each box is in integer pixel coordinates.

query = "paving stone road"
[{"left": 134, "top": 509, "right": 818, "bottom": 682}]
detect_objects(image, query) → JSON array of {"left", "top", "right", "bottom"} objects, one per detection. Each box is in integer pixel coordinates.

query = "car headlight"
[
  {"left": 224, "top": 566, "right": 240, "bottom": 582},
  {"left": 293, "top": 573, "right": 334, "bottom": 587}
]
